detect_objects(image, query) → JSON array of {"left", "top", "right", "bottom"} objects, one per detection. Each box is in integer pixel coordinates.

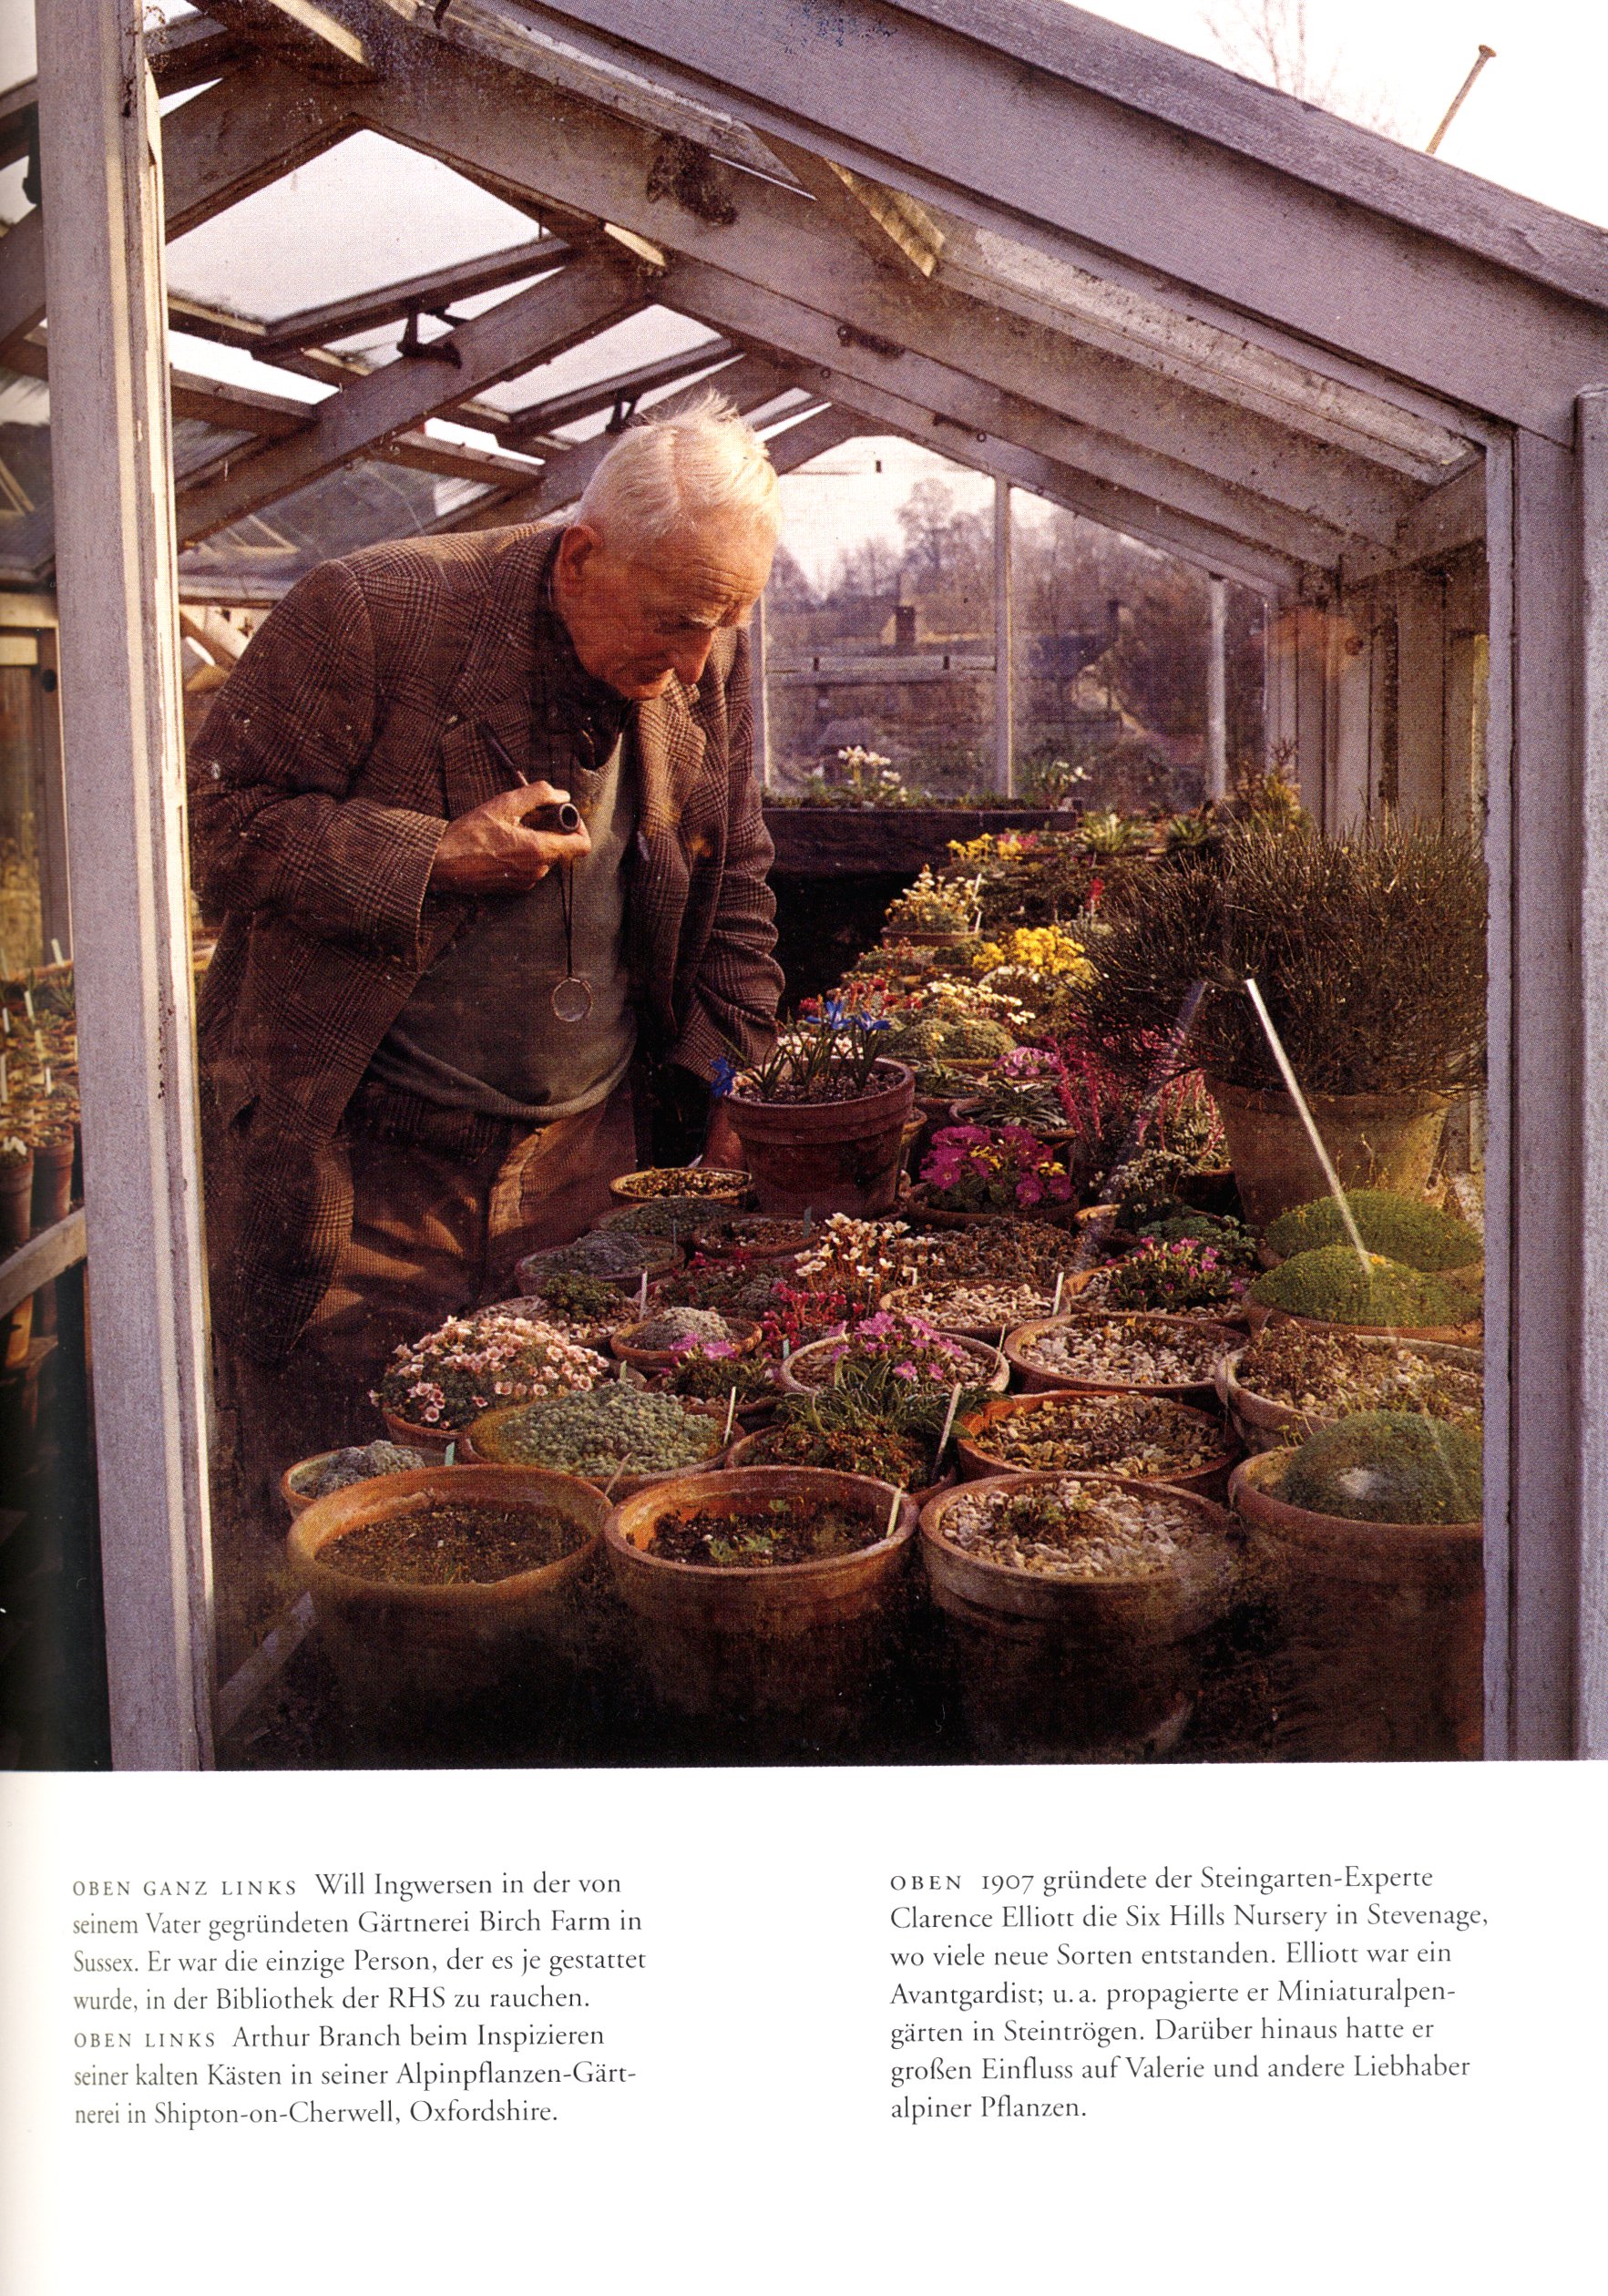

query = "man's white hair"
[{"left": 574, "top": 390, "right": 780, "bottom": 553}]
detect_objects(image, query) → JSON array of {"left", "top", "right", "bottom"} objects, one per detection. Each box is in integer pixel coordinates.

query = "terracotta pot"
[
  {"left": 463, "top": 1399, "right": 731, "bottom": 1497},
  {"left": 780, "top": 1330, "right": 1009, "bottom": 1398},
  {"left": 1003, "top": 1312, "right": 1243, "bottom": 1407},
  {"left": 609, "top": 1315, "right": 763, "bottom": 1376},
  {"left": 723, "top": 1059, "right": 916, "bottom": 1218},
  {"left": 1229, "top": 1448, "right": 1482, "bottom": 1760},
  {"left": 30, "top": 1134, "right": 75, "bottom": 1230},
  {"left": 0, "top": 1150, "right": 34, "bottom": 1249},
  {"left": 288, "top": 1462, "right": 609, "bottom": 1705},
  {"left": 689, "top": 1214, "right": 814, "bottom": 1264},
  {"left": 954, "top": 1392, "right": 1238, "bottom": 1501},
  {"left": 516, "top": 1236, "right": 682, "bottom": 1295},
  {"left": 609, "top": 1167, "right": 750, "bottom": 1204},
  {"left": 1215, "top": 1339, "right": 1481, "bottom": 1456},
  {"left": 880, "top": 1283, "right": 1061, "bottom": 1342},
  {"left": 379, "top": 1405, "right": 460, "bottom": 1461},
  {"left": 1244, "top": 1301, "right": 1482, "bottom": 1348},
  {"left": 604, "top": 1465, "right": 917, "bottom": 1732},
  {"left": 725, "top": 1427, "right": 955, "bottom": 1510},
  {"left": 920, "top": 1473, "right": 1235, "bottom": 1759},
  {"left": 882, "top": 927, "right": 978, "bottom": 951},
  {"left": 1209, "top": 1077, "right": 1452, "bottom": 1230},
  {"left": 902, "top": 1194, "right": 1079, "bottom": 1232}
]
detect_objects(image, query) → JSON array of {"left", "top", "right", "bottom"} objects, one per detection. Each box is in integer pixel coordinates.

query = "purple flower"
[{"left": 710, "top": 1055, "right": 742, "bottom": 1099}]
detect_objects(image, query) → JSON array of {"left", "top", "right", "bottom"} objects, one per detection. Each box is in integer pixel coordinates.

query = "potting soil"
[{"left": 321, "top": 1502, "right": 588, "bottom": 1586}]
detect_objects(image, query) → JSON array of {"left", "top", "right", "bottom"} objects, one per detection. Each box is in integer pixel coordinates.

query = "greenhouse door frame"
[{"left": 34, "top": 3, "right": 1608, "bottom": 1766}]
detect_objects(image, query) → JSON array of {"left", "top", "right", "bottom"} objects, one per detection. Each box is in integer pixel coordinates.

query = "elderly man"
[{"left": 190, "top": 396, "right": 783, "bottom": 1463}]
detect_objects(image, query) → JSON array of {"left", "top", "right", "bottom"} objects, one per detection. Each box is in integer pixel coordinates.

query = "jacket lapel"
[{"left": 438, "top": 524, "right": 561, "bottom": 816}]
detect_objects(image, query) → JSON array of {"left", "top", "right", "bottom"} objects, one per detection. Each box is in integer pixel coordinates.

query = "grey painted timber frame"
[
  {"left": 22, "top": 0, "right": 1608, "bottom": 1759},
  {"left": 36, "top": 0, "right": 215, "bottom": 1769}
]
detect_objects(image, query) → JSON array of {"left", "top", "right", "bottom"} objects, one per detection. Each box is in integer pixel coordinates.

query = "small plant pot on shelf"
[
  {"left": 604, "top": 1466, "right": 918, "bottom": 1741},
  {"left": 609, "top": 1167, "right": 751, "bottom": 1205},
  {"left": 919, "top": 1473, "right": 1235, "bottom": 1761},
  {"left": 724, "top": 1428, "right": 955, "bottom": 1512},
  {"left": 287, "top": 1463, "right": 609, "bottom": 1709},
  {"left": 1243, "top": 1302, "right": 1481, "bottom": 1348},
  {"left": 463, "top": 1397, "right": 732, "bottom": 1499},
  {"left": 1228, "top": 1449, "right": 1481, "bottom": 1761},
  {"left": 722, "top": 1059, "right": 916, "bottom": 1219},
  {"left": 779, "top": 1332, "right": 1009, "bottom": 1399},
  {"left": 953, "top": 1392, "right": 1238, "bottom": 1501},
  {"left": 609, "top": 1316, "right": 763, "bottom": 1377},
  {"left": 1214, "top": 1338, "right": 1482, "bottom": 1456},
  {"left": 1003, "top": 1312, "right": 1242, "bottom": 1408}
]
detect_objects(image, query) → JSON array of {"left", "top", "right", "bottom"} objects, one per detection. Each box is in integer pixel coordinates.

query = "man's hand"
[{"left": 428, "top": 784, "right": 591, "bottom": 895}]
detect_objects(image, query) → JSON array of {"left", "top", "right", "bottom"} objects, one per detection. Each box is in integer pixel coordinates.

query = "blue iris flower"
[
  {"left": 854, "top": 1013, "right": 891, "bottom": 1032},
  {"left": 710, "top": 1055, "right": 741, "bottom": 1099},
  {"left": 821, "top": 997, "right": 846, "bottom": 1028}
]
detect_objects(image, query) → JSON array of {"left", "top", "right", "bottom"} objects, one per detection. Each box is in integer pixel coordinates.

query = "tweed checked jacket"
[{"left": 189, "top": 520, "right": 783, "bottom": 1362}]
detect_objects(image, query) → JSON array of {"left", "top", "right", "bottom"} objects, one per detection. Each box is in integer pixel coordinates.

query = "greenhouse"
[{"left": 2, "top": 0, "right": 1605, "bottom": 1768}]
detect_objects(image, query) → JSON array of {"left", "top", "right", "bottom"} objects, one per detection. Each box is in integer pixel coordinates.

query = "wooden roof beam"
[
  {"left": 759, "top": 136, "right": 944, "bottom": 282},
  {"left": 349, "top": 42, "right": 1414, "bottom": 550},
  {"left": 434, "top": 349, "right": 800, "bottom": 535},
  {"left": 176, "top": 251, "right": 660, "bottom": 546},
  {"left": 193, "top": 0, "right": 374, "bottom": 83},
  {"left": 521, "top": 0, "right": 1608, "bottom": 442},
  {"left": 0, "top": 15, "right": 247, "bottom": 170},
  {"left": 503, "top": 342, "right": 739, "bottom": 439},
  {"left": 260, "top": 239, "right": 572, "bottom": 354},
  {"left": 2, "top": 58, "right": 355, "bottom": 355}
]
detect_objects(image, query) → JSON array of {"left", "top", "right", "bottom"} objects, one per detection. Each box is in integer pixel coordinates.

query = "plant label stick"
[
  {"left": 1052, "top": 1270, "right": 1065, "bottom": 1315},
  {"left": 23, "top": 989, "right": 34, "bottom": 1021},
  {"left": 43, "top": 1065, "right": 51, "bottom": 1094},
  {"left": 723, "top": 1387, "right": 738, "bottom": 1443},
  {"left": 885, "top": 1486, "right": 904, "bottom": 1542},
  {"left": 0, "top": 1055, "right": 7, "bottom": 1102},
  {"left": 637, "top": 1271, "right": 649, "bottom": 1314},
  {"left": 937, "top": 1379, "right": 964, "bottom": 1461},
  {"left": 50, "top": 938, "right": 64, "bottom": 966},
  {"left": 445, "top": 1440, "right": 456, "bottom": 1465}
]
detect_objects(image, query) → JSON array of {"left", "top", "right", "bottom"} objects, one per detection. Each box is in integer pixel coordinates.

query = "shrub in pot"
[
  {"left": 1078, "top": 815, "right": 1486, "bottom": 1225},
  {"left": 715, "top": 1008, "right": 915, "bottom": 1218}
]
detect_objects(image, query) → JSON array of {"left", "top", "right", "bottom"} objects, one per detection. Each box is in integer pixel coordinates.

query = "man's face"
[{"left": 553, "top": 509, "right": 775, "bottom": 702}]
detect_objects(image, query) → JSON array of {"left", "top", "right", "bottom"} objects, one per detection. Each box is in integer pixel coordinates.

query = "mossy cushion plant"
[
  {"left": 1279, "top": 1410, "right": 1482, "bottom": 1524},
  {"left": 1248, "top": 1246, "right": 1477, "bottom": 1329},
  {"left": 1265, "top": 1191, "right": 1480, "bottom": 1273}
]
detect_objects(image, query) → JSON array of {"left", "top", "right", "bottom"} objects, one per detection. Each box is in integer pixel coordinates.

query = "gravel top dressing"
[
  {"left": 1018, "top": 1314, "right": 1227, "bottom": 1385},
  {"left": 293, "top": 1441, "right": 427, "bottom": 1498},
  {"left": 476, "top": 1389, "right": 725, "bottom": 1475},
  {"left": 965, "top": 1392, "right": 1225, "bottom": 1476},
  {"left": 649, "top": 1498, "right": 886, "bottom": 1568},
  {"left": 1234, "top": 1326, "right": 1483, "bottom": 1422},
  {"left": 321, "top": 1502, "right": 588, "bottom": 1586},
  {"left": 937, "top": 1477, "right": 1222, "bottom": 1578},
  {"left": 887, "top": 1278, "right": 1058, "bottom": 1328}
]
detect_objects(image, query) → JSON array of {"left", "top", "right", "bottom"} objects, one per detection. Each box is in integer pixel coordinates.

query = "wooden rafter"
[
  {"left": 516, "top": 1, "right": 1608, "bottom": 444},
  {"left": 261, "top": 240, "right": 571, "bottom": 354},
  {"left": 195, "top": 0, "right": 374, "bottom": 83},
  {"left": 761, "top": 137, "right": 944, "bottom": 282},
  {"left": 348, "top": 37, "right": 1415, "bottom": 562},
  {"left": 504, "top": 342, "right": 738, "bottom": 439},
  {"left": 2, "top": 62, "right": 354, "bottom": 354},
  {"left": 0, "top": 14, "right": 246, "bottom": 171},
  {"left": 435, "top": 349, "right": 799, "bottom": 534},
  {"left": 176, "top": 251, "right": 657, "bottom": 546}
]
